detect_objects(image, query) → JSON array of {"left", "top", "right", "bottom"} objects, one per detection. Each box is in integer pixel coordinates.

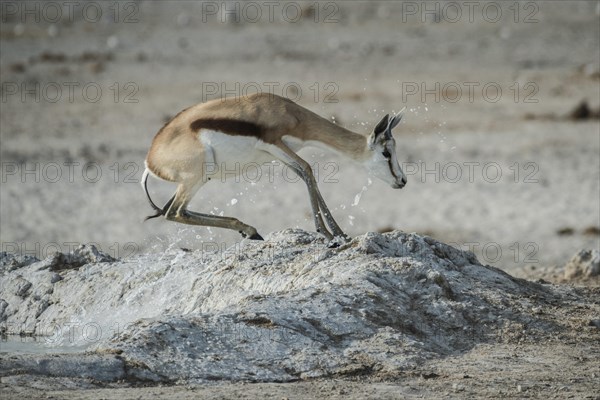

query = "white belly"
[
  {"left": 199, "top": 130, "right": 276, "bottom": 179},
  {"left": 282, "top": 135, "right": 331, "bottom": 153}
]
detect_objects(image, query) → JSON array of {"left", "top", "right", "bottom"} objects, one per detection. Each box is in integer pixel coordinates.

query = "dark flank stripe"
[{"left": 190, "top": 118, "right": 264, "bottom": 137}]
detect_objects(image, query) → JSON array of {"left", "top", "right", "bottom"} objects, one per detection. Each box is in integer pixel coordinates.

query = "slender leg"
[
  {"left": 165, "top": 182, "right": 263, "bottom": 240},
  {"left": 269, "top": 141, "right": 349, "bottom": 242},
  {"left": 286, "top": 163, "right": 348, "bottom": 240},
  {"left": 314, "top": 188, "right": 350, "bottom": 241},
  {"left": 283, "top": 163, "right": 333, "bottom": 240}
]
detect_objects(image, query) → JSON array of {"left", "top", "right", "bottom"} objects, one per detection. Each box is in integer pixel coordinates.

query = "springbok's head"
[{"left": 365, "top": 112, "right": 407, "bottom": 189}]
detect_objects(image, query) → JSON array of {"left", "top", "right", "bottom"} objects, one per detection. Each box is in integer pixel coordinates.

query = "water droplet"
[{"left": 352, "top": 186, "right": 368, "bottom": 206}]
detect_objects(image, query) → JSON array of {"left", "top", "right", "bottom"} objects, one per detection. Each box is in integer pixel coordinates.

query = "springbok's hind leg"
[
  {"left": 165, "top": 183, "right": 264, "bottom": 240},
  {"left": 170, "top": 209, "right": 264, "bottom": 240}
]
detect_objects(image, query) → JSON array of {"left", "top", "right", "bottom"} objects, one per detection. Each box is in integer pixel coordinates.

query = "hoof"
[
  {"left": 241, "top": 231, "right": 264, "bottom": 240},
  {"left": 327, "top": 240, "right": 341, "bottom": 248},
  {"left": 327, "top": 234, "right": 350, "bottom": 248},
  {"left": 248, "top": 233, "right": 264, "bottom": 241}
]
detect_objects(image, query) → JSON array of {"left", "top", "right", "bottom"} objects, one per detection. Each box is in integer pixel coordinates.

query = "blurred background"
[{"left": 1, "top": 1, "right": 598, "bottom": 277}]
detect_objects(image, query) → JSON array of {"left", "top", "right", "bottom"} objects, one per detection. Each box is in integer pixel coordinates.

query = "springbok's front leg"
[
  {"left": 272, "top": 141, "right": 349, "bottom": 243},
  {"left": 315, "top": 190, "right": 350, "bottom": 242},
  {"left": 287, "top": 163, "right": 334, "bottom": 241},
  {"left": 286, "top": 162, "right": 349, "bottom": 242},
  {"left": 165, "top": 183, "right": 264, "bottom": 240}
]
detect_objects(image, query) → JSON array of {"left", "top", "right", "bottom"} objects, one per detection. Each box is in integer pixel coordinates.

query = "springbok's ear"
[
  {"left": 388, "top": 107, "right": 406, "bottom": 131},
  {"left": 374, "top": 114, "right": 390, "bottom": 135},
  {"left": 388, "top": 114, "right": 402, "bottom": 131}
]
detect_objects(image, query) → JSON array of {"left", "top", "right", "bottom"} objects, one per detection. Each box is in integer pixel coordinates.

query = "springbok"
[{"left": 141, "top": 92, "right": 406, "bottom": 244}]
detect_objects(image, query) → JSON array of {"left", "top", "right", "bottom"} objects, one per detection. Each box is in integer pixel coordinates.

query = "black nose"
[{"left": 401, "top": 176, "right": 407, "bottom": 186}]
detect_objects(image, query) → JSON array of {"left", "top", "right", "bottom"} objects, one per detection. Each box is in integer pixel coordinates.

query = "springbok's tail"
[{"left": 141, "top": 167, "right": 175, "bottom": 221}]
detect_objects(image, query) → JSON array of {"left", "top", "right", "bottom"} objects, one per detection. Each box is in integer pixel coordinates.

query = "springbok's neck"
[{"left": 304, "top": 120, "right": 369, "bottom": 162}]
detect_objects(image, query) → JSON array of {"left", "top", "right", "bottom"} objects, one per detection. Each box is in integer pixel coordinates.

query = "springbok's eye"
[{"left": 382, "top": 150, "right": 391, "bottom": 159}]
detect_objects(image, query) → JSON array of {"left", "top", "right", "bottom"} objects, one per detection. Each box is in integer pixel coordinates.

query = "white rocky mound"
[{"left": 0, "top": 230, "right": 574, "bottom": 384}]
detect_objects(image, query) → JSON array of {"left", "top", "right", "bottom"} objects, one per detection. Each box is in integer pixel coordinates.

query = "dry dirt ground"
[
  {"left": 1, "top": 1, "right": 599, "bottom": 399},
  {"left": 2, "top": 342, "right": 600, "bottom": 399}
]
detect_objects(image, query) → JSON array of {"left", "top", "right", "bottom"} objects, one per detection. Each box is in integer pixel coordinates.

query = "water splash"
[
  {"left": 352, "top": 179, "right": 372, "bottom": 207},
  {"left": 352, "top": 187, "right": 367, "bottom": 206}
]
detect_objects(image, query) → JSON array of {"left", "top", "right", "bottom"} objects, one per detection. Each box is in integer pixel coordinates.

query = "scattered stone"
[
  {"left": 78, "top": 51, "right": 114, "bottom": 63},
  {"left": 8, "top": 62, "right": 26, "bottom": 73},
  {"left": 568, "top": 100, "right": 600, "bottom": 120},
  {"left": 39, "top": 51, "right": 67, "bottom": 63},
  {"left": 88, "top": 62, "right": 105, "bottom": 74},
  {"left": 582, "top": 226, "right": 600, "bottom": 236},
  {"left": 556, "top": 227, "right": 575, "bottom": 236},
  {"left": 523, "top": 112, "right": 558, "bottom": 121},
  {"left": 55, "top": 66, "right": 71, "bottom": 76},
  {"left": 564, "top": 249, "right": 600, "bottom": 280}
]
